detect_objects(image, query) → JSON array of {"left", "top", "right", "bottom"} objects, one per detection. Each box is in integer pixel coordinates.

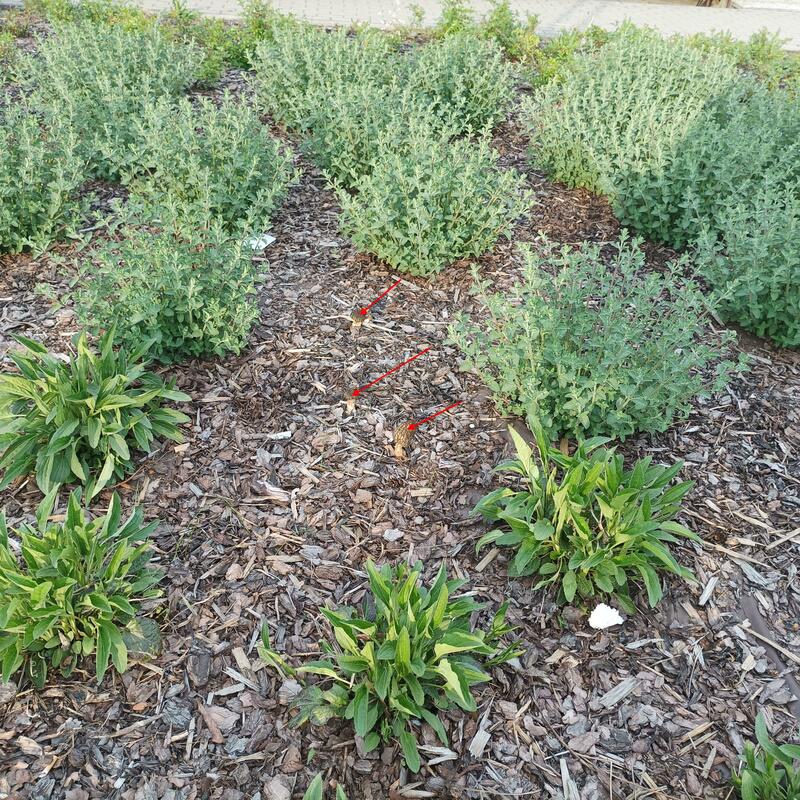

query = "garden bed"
[{"left": 0, "top": 4, "right": 799, "bottom": 800}]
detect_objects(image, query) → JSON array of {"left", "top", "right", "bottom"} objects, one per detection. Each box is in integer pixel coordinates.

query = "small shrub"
[
  {"left": 127, "top": 94, "right": 295, "bottom": 233},
  {"left": 474, "top": 424, "right": 698, "bottom": 612},
  {"left": 449, "top": 235, "right": 738, "bottom": 441},
  {"left": 261, "top": 560, "right": 519, "bottom": 772},
  {"left": 0, "top": 330, "right": 190, "bottom": 497},
  {"left": 24, "top": 0, "right": 154, "bottom": 30},
  {"left": 0, "top": 490, "right": 162, "bottom": 687},
  {"left": 75, "top": 219, "right": 259, "bottom": 362},
  {"left": 339, "top": 132, "right": 530, "bottom": 277},
  {"left": 733, "top": 713, "right": 800, "bottom": 800},
  {"left": 479, "top": 0, "right": 539, "bottom": 62},
  {"left": 528, "top": 25, "right": 611, "bottom": 86},
  {"left": 0, "top": 106, "right": 85, "bottom": 254},
  {"left": 696, "top": 187, "right": 800, "bottom": 348},
  {"left": 404, "top": 34, "right": 514, "bottom": 134},
  {"left": 18, "top": 21, "right": 200, "bottom": 180},
  {"left": 525, "top": 27, "right": 738, "bottom": 196},
  {"left": 251, "top": 24, "right": 398, "bottom": 130},
  {"left": 433, "top": 0, "right": 473, "bottom": 37}
]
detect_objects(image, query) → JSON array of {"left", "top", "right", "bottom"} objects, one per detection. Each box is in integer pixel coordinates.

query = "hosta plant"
[
  {"left": 127, "top": 94, "right": 295, "bottom": 233},
  {"left": 260, "top": 561, "right": 519, "bottom": 772},
  {"left": 0, "top": 106, "right": 85, "bottom": 254},
  {"left": 0, "top": 489, "right": 162, "bottom": 687},
  {"left": 18, "top": 20, "right": 200, "bottom": 180},
  {"left": 475, "top": 424, "right": 699, "bottom": 612},
  {"left": 733, "top": 713, "right": 800, "bottom": 800},
  {"left": 74, "top": 217, "right": 259, "bottom": 362},
  {"left": 449, "top": 235, "right": 739, "bottom": 441},
  {"left": 339, "top": 131, "right": 531, "bottom": 277},
  {"left": 0, "top": 330, "right": 190, "bottom": 498}
]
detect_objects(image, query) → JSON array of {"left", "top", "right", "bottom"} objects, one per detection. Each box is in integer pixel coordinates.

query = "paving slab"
[{"left": 128, "top": 0, "right": 800, "bottom": 49}]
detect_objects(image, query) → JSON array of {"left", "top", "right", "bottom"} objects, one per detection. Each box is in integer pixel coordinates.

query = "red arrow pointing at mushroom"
[
  {"left": 351, "top": 347, "right": 431, "bottom": 397},
  {"left": 408, "top": 401, "right": 463, "bottom": 430}
]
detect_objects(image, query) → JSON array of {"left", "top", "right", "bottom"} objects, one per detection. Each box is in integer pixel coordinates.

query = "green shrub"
[
  {"left": 696, "top": 187, "right": 800, "bottom": 348},
  {"left": 449, "top": 235, "right": 738, "bottom": 441},
  {"left": 75, "top": 219, "right": 259, "bottom": 362},
  {"left": 0, "top": 106, "right": 85, "bottom": 254},
  {"left": 478, "top": 0, "right": 539, "bottom": 62},
  {"left": 18, "top": 21, "right": 200, "bottom": 181},
  {"left": 251, "top": 24, "right": 398, "bottom": 130},
  {"left": 404, "top": 34, "right": 514, "bottom": 134},
  {"left": 733, "top": 713, "right": 800, "bottom": 800},
  {"left": 528, "top": 25, "right": 611, "bottom": 87},
  {"left": 261, "top": 560, "right": 519, "bottom": 772},
  {"left": 433, "top": 0, "right": 473, "bottom": 37},
  {"left": 474, "top": 423, "right": 698, "bottom": 613},
  {"left": 525, "top": 27, "right": 738, "bottom": 197},
  {"left": 339, "top": 131, "right": 530, "bottom": 277},
  {"left": 0, "top": 489, "right": 162, "bottom": 687},
  {"left": 24, "top": 0, "right": 154, "bottom": 30},
  {"left": 0, "top": 330, "right": 190, "bottom": 498},
  {"left": 127, "top": 94, "right": 295, "bottom": 233}
]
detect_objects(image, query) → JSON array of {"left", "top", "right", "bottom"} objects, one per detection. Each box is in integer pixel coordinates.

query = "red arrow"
[
  {"left": 359, "top": 279, "right": 401, "bottom": 316},
  {"left": 408, "top": 401, "right": 463, "bottom": 430},
  {"left": 352, "top": 347, "right": 430, "bottom": 397}
]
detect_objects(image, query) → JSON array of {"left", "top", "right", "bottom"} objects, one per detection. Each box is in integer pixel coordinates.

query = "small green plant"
[
  {"left": 302, "top": 775, "right": 348, "bottom": 800},
  {"left": 475, "top": 424, "right": 698, "bottom": 612},
  {"left": 0, "top": 106, "right": 85, "bottom": 254},
  {"left": 433, "top": 0, "right": 473, "bottom": 37},
  {"left": 0, "top": 489, "right": 162, "bottom": 687},
  {"left": 127, "top": 94, "right": 295, "bottom": 233},
  {"left": 733, "top": 713, "right": 800, "bottom": 800},
  {"left": 259, "top": 561, "right": 519, "bottom": 772},
  {"left": 449, "top": 235, "right": 739, "bottom": 440},
  {"left": 251, "top": 24, "right": 398, "bottom": 130},
  {"left": 528, "top": 25, "right": 611, "bottom": 86},
  {"left": 74, "top": 218, "right": 259, "bottom": 362},
  {"left": 404, "top": 34, "right": 514, "bottom": 135},
  {"left": 339, "top": 131, "right": 530, "bottom": 277},
  {"left": 0, "top": 330, "right": 190, "bottom": 497},
  {"left": 24, "top": 0, "right": 154, "bottom": 30},
  {"left": 18, "top": 20, "right": 200, "bottom": 181},
  {"left": 479, "top": 1, "right": 539, "bottom": 62}
]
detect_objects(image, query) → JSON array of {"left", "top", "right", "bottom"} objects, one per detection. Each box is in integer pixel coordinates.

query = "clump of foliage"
[
  {"left": 527, "top": 25, "right": 611, "bottom": 86},
  {"left": 302, "top": 774, "right": 348, "bottom": 800},
  {"left": 404, "top": 33, "right": 514, "bottom": 134},
  {"left": 339, "top": 131, "right": 530, "bottom": 277},
  {"left": 696, "top": 187, "right": 800, "bottom": 348},
  {"left": 74, "top": 219, "right": 259, "bottom": 362},
  {"left": 0, "top": 330, "right": 190, "bottom": 498},
  {"left": 260, "top": 560, "right": 519, "bottom": 772},
  {"left": 18, "top": 20, "right": 200, "bottom": 181},
  {"left": 23, "top": 0, "right": 153, "bottom": 30},
  {"left": 127, "top": 94, "right": 295, "bottom": 233},
  {"left": 0, "top": 106, "right": 85, "bottom": 254},
  {"left": 251, "top": 24, "right": 399, "bottom": 130},
  {"left": 0, "top": 490, "right": 162, "bottom": 687},
  {"left": 525, "top": 27, "right": 737, "bottom": 198},
  {"left": 475, "top": 424, "right": 698, "bottom": 612},
  {"left": 449, "top": 235, "right": 738, "bottom": 441},
  {"left": 685, "top": 29, "right": 800, "bottom": 94},
  {"left": 733, "top": 713, "right": 800, "bottom": 800}
]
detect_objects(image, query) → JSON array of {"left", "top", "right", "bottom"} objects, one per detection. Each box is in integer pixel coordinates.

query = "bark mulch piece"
[{"left": 1, "top": 68, "right": 798, "bottom": 800}]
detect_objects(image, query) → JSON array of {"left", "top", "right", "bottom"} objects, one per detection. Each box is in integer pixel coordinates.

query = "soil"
[{"left": 0, "top": 55, "right": 799, "bottom": 800}]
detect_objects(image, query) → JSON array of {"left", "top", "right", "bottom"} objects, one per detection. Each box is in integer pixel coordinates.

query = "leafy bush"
[
  {"left": 404, "top": 34, "right": 514, "bottom": 134},
  {"left": 433, "top": 0, "right": 473, "bottom": 37},
  {"left": 0, "top": 106, "right": 85, "bottom": 254},
  {"left": 0, "top": 330, "right": 190, "bottom": 497},
  {"left": 75, "top": 219, "right": 259, "bottom": 362},
  {"left": 525, "top": 27, "right": 738, "bottom": 198},
  {"left": 127, "top": 94, "right": 295, "bottom": 233},
  {"left": 24, "top": 0, "right": 153, "bottom": 30},
  {"left": 251, "top": 24, "right": 398, "bottom": 130},
  {"left": 262, "top": 560, "right": 518, "bottom": 772},
  {"left": 339, "top": 132, "right": 530, "bottom": 277},
  {"left": 475, "top": 424, "right": 698, "bottom": 612},
  {"left": 696, "top": 186, "right": 800, "bottom": 348},
  {"left": 0, "top": 490, "right": 162, "bottom": 687},
  {"left": 733, "top": 713, "right": 800, "bottom": 800},
  {"left": 302, "top": 775, "right": 348, "bottom": 800},
  {"left": 528, "top": 25, "right": 611, "bottom": 87},
  {"left": 18, "top": 20, "right": 200, "bottom": 180},
  {"left": 449, "top": 235, "right": 738, "bottom": 441}
]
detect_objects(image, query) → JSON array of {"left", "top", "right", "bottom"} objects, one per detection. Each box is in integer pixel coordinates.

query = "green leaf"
[
  {"left": 353, "top": 684, "right": 370, "bottom": 738},
  {"left": 562, "top": 571, "right": 577, "bottom": 603},
  {"left": 399, "top": 728, "right": 421, "bottom": 773},
  {"left": 302, "top": 773, "right": 324, "bottom": 800}
]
